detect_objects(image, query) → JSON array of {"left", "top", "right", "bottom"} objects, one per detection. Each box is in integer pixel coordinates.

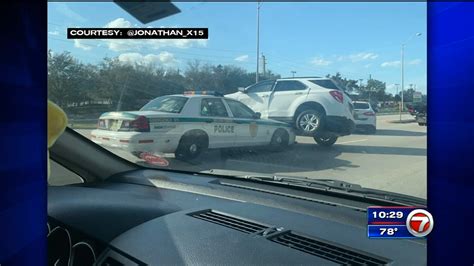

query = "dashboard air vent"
[
  {"left": 188, "top": 210, "right": 270, "bottom": 234},
  {"left": 270, "top": 231, "right": 390, "bottom": 265}
]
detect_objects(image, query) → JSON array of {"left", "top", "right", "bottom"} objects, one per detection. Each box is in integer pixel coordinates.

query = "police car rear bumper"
[{"left": 90, "top": 129, "right": 180, "bottom": 154}]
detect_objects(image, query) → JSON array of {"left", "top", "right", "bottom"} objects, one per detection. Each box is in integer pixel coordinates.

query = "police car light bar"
[{"left": 184, "top": 91, "right": 223, "bottom": 97}]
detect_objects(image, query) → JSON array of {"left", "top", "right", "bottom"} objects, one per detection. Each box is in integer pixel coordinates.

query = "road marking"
[{"left": 337, "top": 139, "right": 368, "bottom": 144}]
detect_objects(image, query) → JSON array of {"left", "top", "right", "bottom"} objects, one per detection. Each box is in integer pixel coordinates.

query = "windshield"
[
  {"left": 48, "top": 2, "right": 427, "bottom": 201},
  {"left": 140, "top": 96, "right": 188, "bottom": 113}
]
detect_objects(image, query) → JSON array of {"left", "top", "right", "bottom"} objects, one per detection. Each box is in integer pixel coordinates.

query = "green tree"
[
  {"left": 367, "top": 79, "right": 386, "bottom": 102},
  {"left": 48, "top": 50, "right": 97, "bottom": 109},
  {"left": 326, "top": 73, "right": 359, "bottom": 93},
  {"left": 403, "top": 88, "right": 416, "bottom": 102}
]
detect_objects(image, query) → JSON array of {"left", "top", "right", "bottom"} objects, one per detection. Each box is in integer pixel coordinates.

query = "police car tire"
[
  {"left": 295, "top": 109, "right": 324, "bottom": 135},
  {"left": 269, "top": 129, "right": 289, "bottom": 152},
  {"left": 175, "top": 133, "right": 208, "bottom": 160}
]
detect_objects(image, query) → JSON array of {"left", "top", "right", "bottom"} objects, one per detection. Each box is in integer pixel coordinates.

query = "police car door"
[
  {"left": 225, "top": 99, "right": 268, "bottom": 147},
  {"left": 200, "top": 98, "right": 236, "bottom": 148}
]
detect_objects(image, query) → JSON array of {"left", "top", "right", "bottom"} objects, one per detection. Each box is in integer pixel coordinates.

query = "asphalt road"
[{"left": 75, "top": 114, "right": 427, "bottom": 199}]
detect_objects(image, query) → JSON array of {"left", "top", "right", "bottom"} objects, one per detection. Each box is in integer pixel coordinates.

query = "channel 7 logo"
[{"left": 406, "top": 209, "right": 434, "bottom": 237}]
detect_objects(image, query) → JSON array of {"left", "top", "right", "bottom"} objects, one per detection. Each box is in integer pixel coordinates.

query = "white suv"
[{"left": 226, "top": 77, "right": 355, "bottom": 146}]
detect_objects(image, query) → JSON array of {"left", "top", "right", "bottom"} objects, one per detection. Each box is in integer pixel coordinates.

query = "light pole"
[
  {"left": 400, "top": 32, "right": 422, "bottom": 121},
  {"left": 291, "top": 71, "right": 296, "bottom": 78},
  {"left": 256, "top": 1, "right": 261, "bottom": 83}
]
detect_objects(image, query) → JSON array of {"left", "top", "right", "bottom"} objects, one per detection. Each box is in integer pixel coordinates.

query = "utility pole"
[
  {"left": 256, "top": 1, "right": 261, "bottom": 83},
  {"left": 400, "top": 43, "right": 405, "bottom": 121},
  {"left": 261, "top": 53, "right": 266, "bottom": 77},
  {"left": 400, "top": 32, "right": 422, "bottom": 121},
  {"left": 291, "top": 71, "right": 296, "bottom": 78}
]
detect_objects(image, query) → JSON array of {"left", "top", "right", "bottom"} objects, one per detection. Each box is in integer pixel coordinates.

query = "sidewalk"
[{"left": 384, "top": 114, "right": 416, "bottom": 124}]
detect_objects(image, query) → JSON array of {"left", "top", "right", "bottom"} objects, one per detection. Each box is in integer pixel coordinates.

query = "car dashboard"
[{"left": 48, "top": 169, "right": 426, "bottom": 265}]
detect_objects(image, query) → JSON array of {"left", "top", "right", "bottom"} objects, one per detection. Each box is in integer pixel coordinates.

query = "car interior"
[{"left": 48, "top": 129, "right": 426, "bottom": 265}]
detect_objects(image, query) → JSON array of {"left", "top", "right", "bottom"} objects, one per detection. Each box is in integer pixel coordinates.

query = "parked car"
[
  {"left": 414, "top": 103, "right": 427, "bottom": 126},
  {"left": 91, "top": 92, "right": 295, "bottom": 160},
  {"left": 407, "top": 104, "right": 417, "bottom": 116},
  {"left": 226, "top": 77, "right": 355, "bottom": 146},
  {"left": 407, "top": 102, "right": 426, "bottom": 117},
  {"left": 353, "top": 101, "right": 377, "bottom": 134}
]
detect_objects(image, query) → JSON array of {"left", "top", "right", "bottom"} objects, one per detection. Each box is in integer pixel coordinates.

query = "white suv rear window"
[{"left": 309, "top": 80, "right": 340, "bottom": 90}]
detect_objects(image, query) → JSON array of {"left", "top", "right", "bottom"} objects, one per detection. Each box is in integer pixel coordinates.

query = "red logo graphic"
[
  {"left": 140, "top": 152, "right": 169, "bottom": 167},
  {"left": 406, "top": 209, "right": 434, "bottom": 237}
]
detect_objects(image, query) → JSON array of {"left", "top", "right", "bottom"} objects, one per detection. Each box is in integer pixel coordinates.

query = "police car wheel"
[
  {"left": 175, "top": 134, "right": 207, "bottom": 161},
  {"left": 269, "top": 129, "right": 289, "bottom": 152}
]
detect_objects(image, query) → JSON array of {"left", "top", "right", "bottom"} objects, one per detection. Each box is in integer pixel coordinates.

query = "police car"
[{"left": 91, "top": 91, "right": 296, "bottom": 160}]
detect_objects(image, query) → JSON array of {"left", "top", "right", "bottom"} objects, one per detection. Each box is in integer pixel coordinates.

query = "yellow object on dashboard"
[
  {"left": 47, "top": 100, "right": 68, "bottom": 178},
  {"left": 48, "top": 100, "right": 68, "bottom": 148}
]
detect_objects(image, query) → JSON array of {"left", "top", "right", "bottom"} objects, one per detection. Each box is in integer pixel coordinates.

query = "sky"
[{"left": 47, "top": 2, "right": 427, "bottom": 94}]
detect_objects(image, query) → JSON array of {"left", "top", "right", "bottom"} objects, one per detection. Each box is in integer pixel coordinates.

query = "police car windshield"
[{"left": 140, "top": 96, "right": 188, "bottom": 113}]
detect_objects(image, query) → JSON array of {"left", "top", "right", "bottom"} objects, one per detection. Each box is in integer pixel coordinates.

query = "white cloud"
[
  {"left": 55, "top": 3, "right": 87, "bottom": 23},
  {"left": 104, "top": 39, "right": 137, "bottom": 52},
  {"left": 311, "top": 57, "right": 332, "bottom": 66},
  {"left": 101, "top": 18, "right": 208, "bottom": 52},
  {"left": 48, "top": 31, "right": 59, "bottom": 36},
  {"left": 381, "top": 60, "right": 401, "bottom": 67},
  {"left": 349, "top": 52, "right": 379, "bottom": 62},
  {"left": 364, "top": 64, "right": 372, "bottom": 68},
  {"left": 103, "top": 38, "right": 208, "bottom": 52},
  {"left": 234, "top": 55, "right": 249, "bottom": 62},
  {"left": 148, "top": 39, "right": 208, "bottom": 50},
  {"left": 73, "top": 39, "right": 93, "bottom": 51},
  {"left": 408, "top": 59, "right": 422, "bottom": 65},
  {"left": 386, "top": 84, "right": 398, "bottom": 91},
  {"left": 118, "top": 52, "right": 178, "bottom": 66},
  {"left": 157, "top": 51, "right": 177, "bottom": 64},
  {"left": 104, "top": 18, "right": 132, "bottom": 28}
]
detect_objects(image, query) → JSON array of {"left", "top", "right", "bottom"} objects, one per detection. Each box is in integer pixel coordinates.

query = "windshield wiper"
[{"left": 234, "top": 174, "right": 425, "bottom": 206}]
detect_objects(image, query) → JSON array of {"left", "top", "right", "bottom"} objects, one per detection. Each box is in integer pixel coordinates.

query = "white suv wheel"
[
  {"left": 300, "top": 113, "right": 319, "bottom": 131},
  {"left": 296, "top": 110, "right": 323, "bottom": 134}
]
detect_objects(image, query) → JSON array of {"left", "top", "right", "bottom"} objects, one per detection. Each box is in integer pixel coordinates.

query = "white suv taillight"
[{"left": 329, "top": 90, "right": 344, "bottom": 103}]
